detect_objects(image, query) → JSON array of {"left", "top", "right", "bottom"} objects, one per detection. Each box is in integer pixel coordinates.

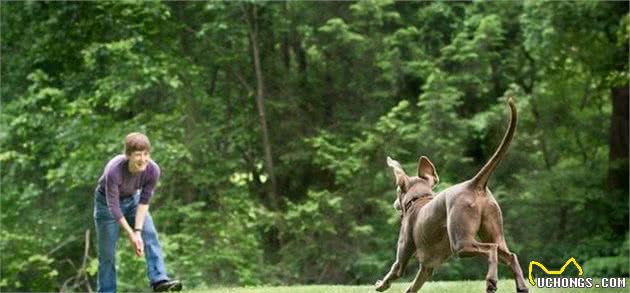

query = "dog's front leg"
[{"left": 375, "top": 225, "right": 414, "bottom": 292}]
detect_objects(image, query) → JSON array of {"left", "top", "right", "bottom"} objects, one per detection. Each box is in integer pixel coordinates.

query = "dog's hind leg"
[
  {"left": 449, "top": 208, "right": 499, "bottom": 293},
  {"left": 496, "top": 242, "right": 529, "bottom": 293},
  {"left": 478, "top": 205, "right": 529, "bottom": 293},
  {"left": 375, "top": 226, "right": 415, "bottom": 292},
  {"left": 404, "top": 265, "right": 434, "bottom": 293},
  {"left": 451, "top": 240, "right": 499, "bottom": 293},
  {"left": 480, "top": 236, "right": 529, "bottom": 292}
]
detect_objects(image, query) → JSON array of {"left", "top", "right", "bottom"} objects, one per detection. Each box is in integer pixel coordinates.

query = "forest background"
[{"left": 1, "top": 1, "right": 628, "bottom": 291}]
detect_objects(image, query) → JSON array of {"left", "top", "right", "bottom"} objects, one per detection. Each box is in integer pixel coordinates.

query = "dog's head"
[{"left": 387, "top": 156, "right": 439, "bottom": 211}]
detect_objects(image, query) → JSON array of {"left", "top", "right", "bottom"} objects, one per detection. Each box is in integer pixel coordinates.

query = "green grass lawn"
[{"left": 194, "top": 279, "right": 629, "bottom": 293}]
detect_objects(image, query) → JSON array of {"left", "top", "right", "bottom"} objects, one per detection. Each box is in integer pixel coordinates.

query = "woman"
[{"left": 94, "top": 132, "right": 182, "bottom": 292}]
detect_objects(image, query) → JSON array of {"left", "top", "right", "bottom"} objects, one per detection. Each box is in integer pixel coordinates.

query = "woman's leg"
[
  {"left": 124, "top": 195, "right": 170, "bottom": 285},
  {"left": 141, "top": 213, "right": 170, "bottom": 284},
  {"left": 94, "top": 193, "right": 119, "bottom": 293}
]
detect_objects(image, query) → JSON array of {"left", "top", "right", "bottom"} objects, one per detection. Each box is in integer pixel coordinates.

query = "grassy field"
[{"left": 196, "top": 279, "right": 629, "bottom": 293}]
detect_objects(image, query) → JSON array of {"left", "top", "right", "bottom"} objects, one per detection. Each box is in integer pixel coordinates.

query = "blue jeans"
[{"left": 94, "top": 189, "right": 169, "bottom": 293}]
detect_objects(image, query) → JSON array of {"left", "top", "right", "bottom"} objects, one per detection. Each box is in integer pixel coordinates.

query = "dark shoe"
[{"left": 152, "top": 279, "right": 182, "bottom": 292}]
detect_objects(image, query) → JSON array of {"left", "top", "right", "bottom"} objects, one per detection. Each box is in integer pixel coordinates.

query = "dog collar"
[{"left": 402, "top": 193, "right": 434, "bottom": 216}]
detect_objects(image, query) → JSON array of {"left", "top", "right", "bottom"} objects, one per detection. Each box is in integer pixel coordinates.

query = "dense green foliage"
[{"left": 1, "top": 1, "right": 628, "bottom": 291}]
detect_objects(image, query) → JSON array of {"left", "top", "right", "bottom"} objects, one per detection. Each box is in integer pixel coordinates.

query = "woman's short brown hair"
[{"left": 124, "top": 132, "right": 151, "bottom": 155}]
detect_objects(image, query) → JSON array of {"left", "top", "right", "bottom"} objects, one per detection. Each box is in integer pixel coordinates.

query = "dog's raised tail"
[{"left": 470, "top": 97, "right": 517, "bottom": 190}]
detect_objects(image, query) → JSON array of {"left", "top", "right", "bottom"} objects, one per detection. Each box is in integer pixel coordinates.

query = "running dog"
[{"left": 375, "top": 97, "right": 529, "bottom": 293}]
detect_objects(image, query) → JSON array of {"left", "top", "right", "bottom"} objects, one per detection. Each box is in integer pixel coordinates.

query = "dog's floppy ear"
[
  {"left": 387, "top": 156, "right": 409, "bottom": 192},
  {"left": 417, "top": 156, "right": 439, "bottom": 187}
]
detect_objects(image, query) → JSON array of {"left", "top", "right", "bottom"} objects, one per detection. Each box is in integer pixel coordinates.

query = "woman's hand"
[
  {"left": 119, "top": 217, "right": 144, "bottom": 257},
  {"left": 134, "top": 231, "right": 144, "bottom": 256},
  {"left": 127, "top": 231, "right": 144, "bottom": 257}
]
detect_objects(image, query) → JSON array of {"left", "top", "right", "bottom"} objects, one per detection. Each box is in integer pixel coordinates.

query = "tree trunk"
[
  {"left": 243, "top": 4, "right": 280, "bottom": 211},
  {"left": 607, "top": 84, "right": 629, "bottom": 236},
  {"left": 607, "top": 84, "right": 629, "bottom": 193},
  {"left": 281, "top": 2, "right": 290, "bottom": 70},
  {"left": 174, "top": 1, "right": 198, "bottom": 203}
]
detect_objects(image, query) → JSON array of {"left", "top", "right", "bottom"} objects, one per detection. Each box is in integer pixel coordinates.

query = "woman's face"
[{"left": 127, "top": 150, "right": 150, "bottom": 173}]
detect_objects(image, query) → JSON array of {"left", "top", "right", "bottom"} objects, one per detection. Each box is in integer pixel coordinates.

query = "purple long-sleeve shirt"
[{"left": 96, "top": 154, "right": 160, "bottom": 221}]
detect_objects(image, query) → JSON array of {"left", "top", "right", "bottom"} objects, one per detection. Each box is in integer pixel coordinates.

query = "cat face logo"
[{"left": 528, "top": 257, "right": 583, "bottom": 286}]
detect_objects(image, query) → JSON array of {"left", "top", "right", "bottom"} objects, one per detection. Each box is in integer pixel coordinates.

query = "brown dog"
[{"left": 375, "top": 98, "right": 529, "bottom": 293}]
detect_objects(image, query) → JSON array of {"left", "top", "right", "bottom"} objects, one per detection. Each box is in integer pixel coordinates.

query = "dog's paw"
[
  {"left": 486, "top": 279, "right": 497, "bottom": 293},
  {"left": 404, "top": 288, "right": 418, "bottom": 293},
  {"left": 516, "top": 287, "right": 529, "bottom": 293},
  {"left": 375, "top": 279, "right": 390, "bottom": 292}
]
